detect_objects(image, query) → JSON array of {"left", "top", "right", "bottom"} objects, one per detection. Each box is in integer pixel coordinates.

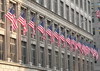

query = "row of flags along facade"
[{"left": 5, "top": 7, "right": 99, "bottom": 60}]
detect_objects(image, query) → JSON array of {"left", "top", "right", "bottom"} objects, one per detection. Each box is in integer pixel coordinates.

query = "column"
[
  {"left": 36, "top": 13, "right": 40, "bottom": 66},
  {"left": 80, "top": 55, "right": 83, "bottom": 71},
  {"left": 27, "top": 9, "right": 31, "bottom": 65},
  {"left": 5, "top": 0, "right": 11, "bottom": 62},
  {"left": 43, "top": 0, "right": 46, "bottom": 7},
  {"left": 70, "top": 31, "right": 73, "bottom": 71},
  {"left": 44, "top": 17, "right": 47, "bottom": 67},
  {"left": 69, "top": 1, "right": 72, "bottom": 22},
  {"left": 51, "top": 0, "right": 54, "bottom": 11},
  {"left": 63, "top": 0, "right": 66, "bottom": 19},
  {"left": 36, "top": 0, "right": 39, "bottom": 3},
  {"left": 52, "top": 22, "right": 56, "bottom": 70},
  {"left": 45, "top": 19, "right": 49, "bottom": 68},
  {"left": 59, "top": 26, "right": 62, "bottom": 71},
  {"left": 58, "top": 0, "right": 60, "bottom": 15},
  {"left": 65, "top": 28, "right": 69, "bottom": 71},
  {"left": 70, "top": 54, "right": 73, "bottom": 71},
  {"left": 17, "top": 3, "right": 22, "bottom": 64}
]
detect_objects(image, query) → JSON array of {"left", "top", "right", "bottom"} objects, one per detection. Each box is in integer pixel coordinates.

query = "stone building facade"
[
  {"left": 0, "top": 0, "right": 94, "bottom": 71},
  {"left": 91, "top": 0, "right": 100, "bottom": 71}
]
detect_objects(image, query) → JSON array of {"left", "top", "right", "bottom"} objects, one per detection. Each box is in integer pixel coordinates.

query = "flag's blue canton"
[
  {"left": 9, "top": 7, "right": 15, "bottom": 14},
  {"left": 98, "top": 7, "right": 100, "bottom": 10},
  {"left": 67, "top": 35, "right": 71, "bottom": 39},
  {"left": 31, "top": 17, "right": 35, "bottom": 21},
  {"left": 48, "top": 25, "right": 52, "bottom": 30},
  {"left": 21, "top": 12, "right": 25, "bottom": 19},
  {"left": 55, "top": 28, "right": 59, "bottom": 33},
  {"left": 39, "top": 21, "right": 44, "bottom": 27}
]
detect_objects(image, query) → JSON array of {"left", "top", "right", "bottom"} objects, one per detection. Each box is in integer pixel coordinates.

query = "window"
[
  {"left": 93, "top": 28, "right": 95, "bottom": 35},
  {"left": 47, "top": 0, "right": 51, "bottom": 10},
  {"left": 0, "top": 0, "right": 5, "bottom": 22},
  {"left": 85, "top": 18, "right": 87, "bottom": 31},
  {"left": 39, "top": 0, "right": 44, "bottom": 6},
  {"left": 54, "top": 0, "right": 58, "bottom": 13},
  {"left": 76, "top": 12, "right": 79, "bottom": 26},
  {"left": 78, "top": 58, "right": 80, "bottom": 71},
  {"left": 40, "top": 47, "right": 44, "bottom": 67},
  {"left": 22, "top": 41, "right": 27, "bottom": 64},
  {"left": 10, "top": 38, "right": 16, "bottom": 62},
  {"left": 0, "top": 35, "right": 4, "bottom": 60},
  {"left": 21, "top": 7, "right": 27, "bottom": 35},
  {"left": 48, "top": 49, "right": 52, "bottom": 68},
  {"left": 66, "top": 5, "right": 69, "bottom": 21},
  {"left": 88, "top": 1, "right": 90, "bottom": 14},
  {"left": 55, "top": 51, "right": 59, "bottom": 69},
  {"left": 73, "top": 57, "right": 75, "bottom": 71},
  {"left": 71, "top": 9, "right": 74, "bottom": 24},
  {"left": 80, "top": 0, "right": 83, "bottom": 9},
  {"left": 31, "top": 44, "right": 36, "bottom": 65},
  {"left": 81, "top": 15, "right": 83, "bottom": 29},
  {"left": 84, "top": 0, "right": 87, "bottom": 12},
  {"left": 76, "top": 0, "right": 78, "bottom": 6},
  {"left": 60, "top": 1, "right": 64, "bottom": 17},
  {"left": 92, "top": 18, "right": 94, "bottom": 23},
  {"left": 68, "top": 55, "right": 70, "bottom": 71},
  {"left": 89, "top": 21, "right": 91, "bottom": 33}
]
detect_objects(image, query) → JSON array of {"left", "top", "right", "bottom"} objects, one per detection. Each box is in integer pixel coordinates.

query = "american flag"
[
  {"left": 81, "top": 44, "right": 86, "bottom": 54},
  {"left": 37, "top": 21, "right": 46, "bottom": 40},
  {"left": 60, "top": 32, "right": 65, "bottom": 42},
  {"left": 87, "top": 43, "right": 91, "bottom": 54},
  {"left": 77, "top": 40, "right": 82, "bottom": 54},
  {"left": 5, "top": 7, "right": 18, "bottom": 31},
  {"left": 66, "top": 35, "right": 73, "bottom": 51},
  {"left": 94, "top": 48, "right": 99, "bottom": 60},
  {"left": 17, "top": 12, "right": 27, "bottom": 35},
  {"left": 53, "top": 28, "right": 59, "bottom": 40},
  {"left": 90, "top": 47, "right": 94, "bottom": 56},
  {"left": 96, "top": 7, "right": 100, "bottom": 18},
  {"left": 92, "top": 47, "right": 99, "bottom": 60},
  {"left": 46, "top": 25, "right": 54, "bottom": 43},
  {"left": 60, "top": 32, "right": 65, "bottom": 48},
  {"left": 53, "top": 28, "right": 60, "bottom": 46},
  {"left": 85, "top": 43, "right": 90, "bottom": 55},
  {"left": 71, "top": 37, "right": 77, "bottom": 51},
  {"left": 83, "top": 42, "right": 89, "bottom": 55},
  {"left": 90, "top": 45, "right": 96, "bottom": 57},
  {"left": 28, "top": 17, "right": 35, "bottom": 37},
  {"left": 66, "top": 35, "right": 71, "bottom": 45}
]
